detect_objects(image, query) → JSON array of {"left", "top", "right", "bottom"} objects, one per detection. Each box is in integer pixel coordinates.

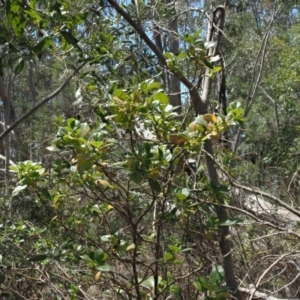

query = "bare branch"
[{"left": 0, "top": 61, "right": 87, "bottom": 142}]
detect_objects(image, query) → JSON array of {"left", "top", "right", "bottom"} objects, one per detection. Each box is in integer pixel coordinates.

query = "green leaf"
[
  {"left": 40, "top": 188, "right": 52, "bottom": 201},
  {"left": 129, "top": 172, "right": 142, "bottom": 184},
  {"left": 153, "top": 92, "right": 168, "bottom": 105},
  {"left": 165, "top": 52, "right": 174, "bottom": 59},
  {"left": 14, "top": 59, "right": 24, "bottom": 75},
  {"left": 141, "top": 276, "right": 156, "bottom": 289},
  {"left": 203, "top": 59, "right": 214, "bottom": 69},
  {"left": 94, "top": 248, "right": 105, "bottom": 264},
  {"left": 146, "top": 82, "right": 161, "bottom": 91},
  {"left": 219, "top": 218, "right": 242, "bottom": 226},
  {"left": 12, "top": 185, "right": 27, "bottom": 197},
  {"left": 32, "top": 37, "right": 53, "bottom": 54},
  {"left": 177, "top": 53, "right": 187, "bottom": 59},
  {"left": 209, "top": 265, "right": 225, "bottom": 285},
  {"left": 97, "top": 264, "right": 111, "bottom": 272},
  {"left": 5, "top": 0, "right": 11, "bottom": 18},
  {"left": 79, "top": 123, "right": 90, "bottom": 137},
  {"left": 164, "top": 252, "right": 174, "bottom": 261},
  {"left": 194, "top": 276, "right": 210, "bottom": 292},
  {"left": 60, "top": 30, "right": 79, "bottom": 46},
  {"left": 11, "top": 15, "right": 26, "bottom": 37},
  {"left": 24, "top": 8, "right": 42, "bottom": 22},
  {"left": 80, "top": 254, "right": 94, "bottom": 262},
  {"left": 28, "top": 254, "right": 48, "bottom": 262},
  {"left": 148, "top": 178, "right": 161, "bottom": 193},
  {"left": 192, "top": 29, "right": 202, "bottom": 38},
  {"left": 211, "top": 65, "right": 222, "bottom": 74},
  {"left": 77, "top": 157, "right": 92, "bottom": 173},
  {"left": 176, "top": 188, "right": 190, "bottom": 200},
  {"left": 46, "top": 145, "right": 61, "bottom": 152},
  {"left": 170, "top": 284, "right": 180, "bottom": 295}
]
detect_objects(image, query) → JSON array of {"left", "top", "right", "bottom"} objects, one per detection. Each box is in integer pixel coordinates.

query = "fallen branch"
[{"left": 239, "top": 285, "right": 299, "bottom": 300}]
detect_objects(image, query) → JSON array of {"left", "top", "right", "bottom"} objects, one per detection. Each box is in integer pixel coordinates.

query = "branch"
[
  {"left": 0, "top": 154, "right": 16, "bottom": 166},
  {"left": 259, "top": 85, "right": 280, "bottom": 131},
  {"left": 0, "top": 61, "right": 87, "bottom": 142},
  {"left": 239, "top": 285, "right": 299, "bottom": 300},
  {"left": 254, "top": 252, "right": 294, "bottom": 298},
  {"left": 202, "top": 147, "right": 300, "bottom": 220},
  {"left": 233, "top": 4, "right": 283, "bottom": 152},
  {"left": 231, "top": 181, "right": 300, "bottom": 219},
  {"left": 105, "top": 0, "right": 206, "bottom": 114}
]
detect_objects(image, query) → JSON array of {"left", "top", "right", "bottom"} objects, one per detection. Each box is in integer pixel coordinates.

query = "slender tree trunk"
[
  {"left": 0, "top": 76, "right": 12, "bottom": 197},
  {"left": 200, "top": 6, "right": 241, "bottom": 300},
  {"left": 28, "top": 60, "right": 37, "bottom": 160},
  {"left": 165, "top": 0, "right": 181, "bottom": 110}
]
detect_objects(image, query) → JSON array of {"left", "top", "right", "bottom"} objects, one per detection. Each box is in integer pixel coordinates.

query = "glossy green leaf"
[
  {"left": 164, "top": 252, "right": 174, "bottom": 261},
  {"left": 97, "top": 264, "right": 111, "bottom": 272},
  {"left": 148, "top": 178, "right": 161, "bottom": 193},
  {"left": 14, "top": 59, "right": 24, "bottom": 75},
  {"left": 12, "top": 185, "right": 27, "bottom": 197},
  {"left": 28, "top": 254, "right": 48, "bottom": 262},
  {"left": 60, "top": 30, "right": 79, "bottom": 46},
  {"left": 24, "top": 8, "right": 42, "bottom": 22},
  {"left": 32, "top": 37, "right": 53, "bottom": 54},
  {"left": 165, "top": 52, "right": 174, "bottom": 59},
  {"left": 176, "top": 188, "right": 190, "bottom": 200},
  {"left": 94, "top": 248, "right": 106, "bottom": 264},
  {"left": 153, "top": 92, "right": 168, "bottom": 105},
  {"left": 209, "top": 265, "right": 225, "bottom": 285},
  {"left": 219, "top": 218, "right": 242, "bottom": 226}
]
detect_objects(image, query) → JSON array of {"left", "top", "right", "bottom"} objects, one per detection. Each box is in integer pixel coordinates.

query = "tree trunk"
[
  {"left": 165, "top": 0, "right": 181, "bottom": 110},
  {"left": 200, "top": 6, "right": 242, "bottom": 300}
]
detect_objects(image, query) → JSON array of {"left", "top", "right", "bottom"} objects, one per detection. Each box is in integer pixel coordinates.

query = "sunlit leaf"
[
  {"left": 209, "top": 265, "right": 225, "bottom": 285},
  {"left": 97, "top": 264, "right": 111, "bottom": 272},
  {"left": 176, "top": 188, "right": 190, "bottom": 200},
  {"left": 164, "top": 252, "right": 174, "bottom": 261},
  {"left": 12, "top": 185, "right": 27, "bottom": 197},
  {"left": 94, "top": 271, "right": 101, "bottom": 281},
  {"left": 203, "top": 114, "right": 217, "bottom": 123},
  {"left": 95, "top": 179, "right": 111, "bottom": 187},
  {"left": 126, "top": 243, "right": 135, "bottom": 251},
  {"left": 204, "top": 41, "right": 216, "bottom": 49},
  {"left": 169, "top": 134, "right": 185, "bottom": 146},
  {"left": 153, "top": 92, "right": 168, "bottom": 105}
]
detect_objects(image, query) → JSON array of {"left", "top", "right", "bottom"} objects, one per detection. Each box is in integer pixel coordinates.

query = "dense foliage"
[{"left": 1, "top": 0, "right": 300, "bottom": 299}]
